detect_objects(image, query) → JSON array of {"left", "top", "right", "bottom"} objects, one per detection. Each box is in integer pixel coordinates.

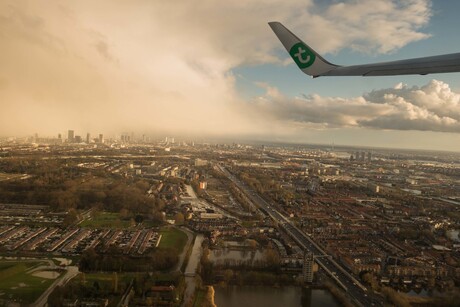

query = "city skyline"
[{"left": 2, "top": 1, "right": 460, "bottom": 151}]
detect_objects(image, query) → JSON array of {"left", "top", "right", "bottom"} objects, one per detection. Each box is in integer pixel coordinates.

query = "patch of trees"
[
  {"left": 395, "top": 226, "right": 435, "bottom": 242},
  {"left": 0, "top": 160, "right": 163, "bottom": 219},
  {"left": 236, "top": 169, "right": 295, "bottom": 205},
  {"left": 48, "top": 271, "right": 183, "bottom": 307},
  {"left": 79, "top": 248, "right": 178, "bottom": 272},
  {"left": 48, "top": 279, "right": 121, "bottom": 307},
  {"left": 381, "top": 286, "right": 411, "bottom": 307}
]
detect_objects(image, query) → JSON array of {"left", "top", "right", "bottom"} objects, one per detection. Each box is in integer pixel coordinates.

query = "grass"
[
  {"left": 193, "top": 289, "right": 206, "bottom": 307},
  {"left": 0, "top": 173, "right": 25, "bottom": 181},
  {"left": 241, "top": 220, "right": 258, "bottom": 228},
  {"left": 79, "top": 212, "right": 132, "bottom": 228},
  {"left": 69, "top": 272, "right": 128, "bottom": 305},
  {"left": 0, "top": 262, "right": 18, "bottom": 270},
  {"left": 78, "top": 272, "right": 135, "bottom": 284},
  {"left": 76, "top": 271, "right": 134, "bottom": 292},
  {"left": 158, "top": 227, "right": 188, "bottom": 253},
  {"left": 152, "top": 272, "right": 181, "bottom": 283},
  {"left": 0, "top": 260, "right": 59, "bottom": 304},
  {"left": 142, "top": 220, "right": 164, "bottom": 228}
]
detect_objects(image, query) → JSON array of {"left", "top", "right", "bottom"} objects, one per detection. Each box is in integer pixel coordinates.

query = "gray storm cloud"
[
  {"left": 252, "top": 80, "right": 460, "bottom": 133},
  {"left": 0, "top": 0, "right": 433, "bottom": 137}
]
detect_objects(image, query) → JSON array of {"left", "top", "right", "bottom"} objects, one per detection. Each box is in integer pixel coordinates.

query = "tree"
[
  {"left": 263, "top": 248, "right": 280, "bottom": 269},
  {"left": 120, "top": 208, "right": 130, "bottom": 219},
  {"left": 63, "top": 208, "right": 79, "bottom": 226},
  {"left": 361, "top": 272, "right": 379, "bottom": 292},
  {"left": 175, "top": 212, "right": 185, "bottom": 225},
  {"left": 224, "top": 269, "right": 234, "bottom": 283}
]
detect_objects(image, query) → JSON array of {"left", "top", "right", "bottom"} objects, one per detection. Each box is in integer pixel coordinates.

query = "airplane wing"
[{"left": 268, "top": 21, "right": 460, "bottom": 78}]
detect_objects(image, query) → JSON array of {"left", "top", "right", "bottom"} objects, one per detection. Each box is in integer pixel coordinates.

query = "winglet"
[{"left": 268, "top": 22, "right": 338, "bottom": 77}]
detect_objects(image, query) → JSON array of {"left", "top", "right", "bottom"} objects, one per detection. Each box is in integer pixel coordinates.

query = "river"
[{"left": 214, "top": 286, "right": 339, "bottom": 307}]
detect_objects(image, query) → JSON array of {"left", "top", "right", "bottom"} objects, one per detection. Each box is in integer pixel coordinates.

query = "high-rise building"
[
  {"left": 99, "top": 134, "right": 104, "bottom": 144},
  {"left": 74, "top": 135, "right": 82, "bottom": 143},
  {"left": 199, "top": 181, "right": 207, "bottom": 190},
  {"left": 58, "top": 133, "right": 62, "bottom": 139},
  {"left": 86, "top": 133, "right": 91, "bottom": 144},
  {"left": 68, "top": 130, "right": 74, "bottom": 143},
  {"left": 302, "top": 252, "right": 314, "bottom": 283},
  {"left": 121, "top": 135, "right": 131, "bottom": 143}
]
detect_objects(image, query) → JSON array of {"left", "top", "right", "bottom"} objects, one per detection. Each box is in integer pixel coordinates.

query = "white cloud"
[
  {"left": 0, "top": 0, "right": 433, "bottom": 137},
  {"left": 321, "top": 0, "right": 432, "bottom": 54},
  {"left": 251, "top": 80, "right": 460, "bottom": 133}
]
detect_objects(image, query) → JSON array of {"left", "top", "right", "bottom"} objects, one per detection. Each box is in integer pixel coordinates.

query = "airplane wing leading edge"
[{"left": 268, "top": 21, "right": 460, "bottom": 77}]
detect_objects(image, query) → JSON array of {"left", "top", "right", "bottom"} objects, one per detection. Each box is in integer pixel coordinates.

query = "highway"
[{"left": 217, "top": 164, "right": 383, "bottom": 307}]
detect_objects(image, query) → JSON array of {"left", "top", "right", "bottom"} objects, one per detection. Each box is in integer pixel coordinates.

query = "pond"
[
  {"left": 214, "top": 286, "right": 339, "bottom": 307},
  {"left": 447, "top": 229, "right": 459, "bottom": 242},
  {"left": 209, "top": 249, "right": 264, "bottom": 265}
]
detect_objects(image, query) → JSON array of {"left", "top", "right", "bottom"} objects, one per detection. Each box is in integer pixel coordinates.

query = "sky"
[{"left": 2, "top": 0, "right": 460, "bottom": 151}]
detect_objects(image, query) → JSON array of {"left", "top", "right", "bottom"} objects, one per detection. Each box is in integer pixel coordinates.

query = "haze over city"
[
  {"left": 3, "top": 2, "right": 460, "bottom": 307},
  {"left": 2, "top": 0, "right": 460, "bottom": 150}
]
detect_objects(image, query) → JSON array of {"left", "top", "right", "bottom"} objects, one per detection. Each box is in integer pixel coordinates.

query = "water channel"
[
  {"left": 214, "top": 286, "right": 339, "bottom": 307},
  {"left": 209, "top": 240, "right": 264, "bottom": 266},
  {"left": 447, "top": 229, "right": 459, "bottom": 242},
  {"left": 181, "top": 184, "right": 339, "bottom": 306},
  {"left": 182, "top": 234, "right": 204, "bottom": 306}
]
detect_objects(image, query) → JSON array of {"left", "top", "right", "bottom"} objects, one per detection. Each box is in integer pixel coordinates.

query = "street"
[{"left": 217, "top": 164, "right": 383, "bottom": 307}]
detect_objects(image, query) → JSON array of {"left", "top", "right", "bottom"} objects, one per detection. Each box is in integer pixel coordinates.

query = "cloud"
[
  {"left": 251, "top": 80, "right": 460, "bottom": 133},
  {"left": 0, "top": 0, "right": 433, "bottom": 137},
  {"left": 320, "top": 0, "right": 432, "bottom": 54}
]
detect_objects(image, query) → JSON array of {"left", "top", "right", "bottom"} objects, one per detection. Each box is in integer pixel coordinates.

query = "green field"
[
  {"left": 78, "top": 272, "right": 134, "bottom": 285},
  {"left": 79, "top": 212, "right": 133, "bottom": 228},
  {"left": 0, "top": 261, "right": 59, "bottom": 305},
  {"left": 193, "top": 289, "right": 206, "bottom": 307},
  {"left": 158, "top": 227, "right": 188, "bottom": 253}
]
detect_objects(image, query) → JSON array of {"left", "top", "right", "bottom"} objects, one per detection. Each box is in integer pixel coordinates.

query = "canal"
[
  {"left": 214, "top": 286, "right": 340, "bottom": 307},
  {"left": 182, "top": 234, "right": 205, "bottom": 306}
]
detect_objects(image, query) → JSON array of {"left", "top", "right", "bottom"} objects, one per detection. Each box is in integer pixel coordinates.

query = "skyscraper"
[
  {"left": 68, "top": 130, "right": 74, "bottom": 143},
  {"left": 99, "top": 134, "right": 104, "bottom": 144},
  {"left": 302, "top": 252, "right": 314, "bottom": 283},
  {"left": 86, "top": 133, "right": 91, "bottom": 144}
]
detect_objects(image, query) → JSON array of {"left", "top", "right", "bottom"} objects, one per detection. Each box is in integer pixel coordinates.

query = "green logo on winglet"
[{"left": 289, "top": 42, "right": 316, "bottom": 69}]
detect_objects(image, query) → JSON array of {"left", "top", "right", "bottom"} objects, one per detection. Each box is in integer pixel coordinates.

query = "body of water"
[
  {"left": 447, "top": 229, "right": 459, "bottom": 242},
  {"left": 214, "top": 286, "right": 339, "bottom": 307},
  {"left": 403, "top": 289, "right": 429, "bottom": 297},
  {"left": 182, "top": 234, "right": 204, "bottom": 306},
  {"left": 209, "top": 249, "right": 264, "bottom": 265}
]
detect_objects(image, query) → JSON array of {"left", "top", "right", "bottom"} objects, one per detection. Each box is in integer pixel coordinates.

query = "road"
[
  {"left": 33, "top": 266, "right": 79, "bottom": 307},
  {"left": 217, "top": 164, "right": 383, "bottom": 307}
]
